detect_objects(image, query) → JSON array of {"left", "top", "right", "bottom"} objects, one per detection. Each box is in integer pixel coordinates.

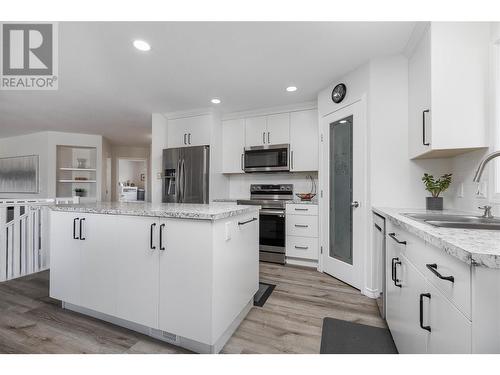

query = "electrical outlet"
[
  {"left": 476, "top": 182, "right": 488, "bottom": 199},
  {"left": 225, "top": 222, "right": 231, "bottom": 241},
  {"left": 457, "top": 182, "right": 464, "bottom": 198},
  {"left": 156, "top": 172, "right": 162, "bottom": 180}
]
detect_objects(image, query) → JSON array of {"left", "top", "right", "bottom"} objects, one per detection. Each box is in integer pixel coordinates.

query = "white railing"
[{"left": 0, "top": 198, "right": 54, "bottom": 282}]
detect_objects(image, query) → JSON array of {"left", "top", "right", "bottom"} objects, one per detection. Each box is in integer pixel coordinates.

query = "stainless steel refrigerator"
[{"left": 162, "top": 146, "right": 210, "bottom": 204}]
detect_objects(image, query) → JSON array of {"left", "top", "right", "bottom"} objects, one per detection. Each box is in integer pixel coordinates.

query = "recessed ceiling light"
[
  {"left": 339, "top": 120, "right": 347, "bottom": 124},
  {"left": 211, "top": 98, "right": 221, "bottom": 104},
  {"left": 133, "top": 40, "right": 151, "bottom": 52},
  {"left": 286, "top": 86, "right": 297, "bottom": 92}
]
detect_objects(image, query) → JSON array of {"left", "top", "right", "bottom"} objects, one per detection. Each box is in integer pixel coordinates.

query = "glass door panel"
[{"left": 329, "top": 115, "right": 353, "bottom": 264}]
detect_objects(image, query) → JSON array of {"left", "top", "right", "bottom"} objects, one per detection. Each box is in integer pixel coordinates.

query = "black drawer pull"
[
  {"left": 294, "top": 208, "right": 309, "bottom": 211},
  {"left": 150, "top": 223, "right": 156, "bottom": 249},
  {"left": 73, "top": 218, "right": 79, "bottom": 239},
  {"left": 388, "top": 232, "right": 406, "bottom": 245},
  {"left": 419, "top": 293, "right": 431, "bottom": 332},
  {"left": 294, "top": 245, "right": 309, "bottom": 250},
  {"left": 295, "top": 224, "right": 309, "bottom": 228},
  {"left": 426, "top": 263, "right": 454, "bottom": 283},
  {"left": 238, "top": 217, "right": 257, "bottom": 226}
]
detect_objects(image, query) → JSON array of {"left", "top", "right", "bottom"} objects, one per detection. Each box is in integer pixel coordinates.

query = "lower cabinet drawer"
[
  {"left": 286, "top": 215, "right": 318, "bottom": 237},
  {"left": 398, "top": 228, "right": 471, "bottom": 319},
  {"left": 286, "top": 236, "right": 319, "bottom": 260}
]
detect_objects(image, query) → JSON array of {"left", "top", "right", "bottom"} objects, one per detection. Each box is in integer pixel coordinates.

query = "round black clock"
[{"left": 331, "top": 83, "right": 347, "bottom": 104}]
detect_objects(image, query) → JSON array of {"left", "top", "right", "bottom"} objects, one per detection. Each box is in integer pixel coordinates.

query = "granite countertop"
[
  {"left": 373, "top": 207, "right": 500, "bottom": 269},
  {"left": 50, "top": 202, "right": 259, "bottom": 221}
]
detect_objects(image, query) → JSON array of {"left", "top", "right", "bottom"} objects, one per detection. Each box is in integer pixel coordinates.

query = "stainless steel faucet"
[
  {"left": 473, "top": 150, "right": 500, "bottom": 182},
  {"left": 478, "top": 205, "right": 494, "bottom": 219}
]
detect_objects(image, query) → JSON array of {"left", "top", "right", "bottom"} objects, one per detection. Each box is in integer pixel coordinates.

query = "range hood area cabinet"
[
  {"left": 408, "top": 22, "right": 490, "bottom": 159},
  {"left": 222, "top": 108, "right": 318, "bottom": 174},
  {"left": 245, "top": 113, "right": 290, "bottom": 147}
]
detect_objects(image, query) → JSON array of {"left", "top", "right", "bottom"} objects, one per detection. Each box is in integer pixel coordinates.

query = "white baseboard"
[
  {"left": 362, "top": 287, "right": 380, "bottom": 299},
  {"left": 286, "top": 256, "right": 319, "bottom": 269}
]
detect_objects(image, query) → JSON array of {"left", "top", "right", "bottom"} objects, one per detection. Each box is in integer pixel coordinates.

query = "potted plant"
[
  {"left": 421, "top": 173, "right": 452, "bottom": 210},
  {"left": 74, "top": 188, "right": 86, "bottom": 197}
]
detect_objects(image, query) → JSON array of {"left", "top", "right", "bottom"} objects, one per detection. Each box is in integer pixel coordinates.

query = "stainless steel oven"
[
  {"left": 243, "top": 144, "right": 290, "bottom": 173},
  {"left": 238, "top": 184, "right": 293, "bottom": 264}
]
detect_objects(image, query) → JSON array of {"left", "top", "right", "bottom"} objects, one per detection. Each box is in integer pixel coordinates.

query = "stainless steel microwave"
[{"left": 243, "top": 144, "right": 290, "bottom": 173}]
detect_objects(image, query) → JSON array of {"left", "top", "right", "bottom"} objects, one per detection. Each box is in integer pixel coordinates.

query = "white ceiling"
[{"left": 0, "top": 22, "right": 416, "bottom": 145}]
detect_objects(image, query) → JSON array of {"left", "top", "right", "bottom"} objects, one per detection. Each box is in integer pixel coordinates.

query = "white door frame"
[{"left": 318, "top": 96, "right": 369, "bottom": 293}]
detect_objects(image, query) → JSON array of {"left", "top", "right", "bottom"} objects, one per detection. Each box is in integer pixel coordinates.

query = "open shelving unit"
[{"left": 56, "top": 145, "right": 98, "bottom": 202}]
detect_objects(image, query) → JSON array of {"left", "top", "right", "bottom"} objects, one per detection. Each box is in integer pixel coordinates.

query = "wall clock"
[{"left": 331, "top": 83, "right": 347, "bottom": 104}]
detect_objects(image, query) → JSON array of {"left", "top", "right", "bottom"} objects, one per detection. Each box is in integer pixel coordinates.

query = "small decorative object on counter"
[
  {"left": 77, "top": 158, "right": 87, "bottom": 169},
  {"left": 74, "top": 176, "right": 88, "bottom": 181},
  {"left": 296, "top": 175, "right": 317, "bottom": 201},
  {"left": 421, "top": 173, "right": 452, "bottom": 210},
  {"left": 74, "top": 188, "right": 86, "bottom": 197}
]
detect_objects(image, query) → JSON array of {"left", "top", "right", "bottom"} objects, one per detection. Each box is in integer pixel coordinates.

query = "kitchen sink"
[{"left": 403, "top": 213, "right": 500, "bottom": 230}]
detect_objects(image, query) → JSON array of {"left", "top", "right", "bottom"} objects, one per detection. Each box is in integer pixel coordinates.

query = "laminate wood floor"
[{"left": 0, "top": 263, "right": 384, "bottom": 354}]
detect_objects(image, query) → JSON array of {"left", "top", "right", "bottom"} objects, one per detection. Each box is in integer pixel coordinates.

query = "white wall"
[
  {"left": 118, "top": 159, "right": 147, "bottom": 188},
  {"left": 229, "top": 172, "right": 318, "bottom": 199},
  {"left": 151, "top": 113, "right": 168, "bottom": 204},
  {"left": 0, "top": 132, "right": 50, "bottom": 199},
  {"left": 0, "top": 131, "right": 103, "bottom": 200}
]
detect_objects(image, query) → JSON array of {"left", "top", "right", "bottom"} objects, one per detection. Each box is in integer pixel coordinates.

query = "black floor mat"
[
  {"left": 320, "top": 317, "right": 398, "bottom": 354},
  {"left": 253, "top": 282, "right": 276, "bottom": 307}
]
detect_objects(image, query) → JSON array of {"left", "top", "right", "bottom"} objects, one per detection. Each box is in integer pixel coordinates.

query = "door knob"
[{"left": 351, "top": 201, "right": 359, "bottom": 208}]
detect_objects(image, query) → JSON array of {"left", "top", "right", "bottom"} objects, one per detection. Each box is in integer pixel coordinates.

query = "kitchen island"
[{"left": 49, "top": 202, "right": 259, "bottom": 353}]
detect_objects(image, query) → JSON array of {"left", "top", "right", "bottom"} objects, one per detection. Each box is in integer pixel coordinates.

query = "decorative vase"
[
  {"left": 426, "top": 197, "right": 443, "bottom": 210},
  {"left": 77, "top": 158, "right": 87, "bottom": 169}
]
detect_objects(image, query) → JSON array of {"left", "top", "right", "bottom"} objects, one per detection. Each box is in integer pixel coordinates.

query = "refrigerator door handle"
[
  {"left": 175, "top": 159, "right": 181, "bottom": 203},
  {"left": 202, "top": 147, "right": 208, "bottom": 203},
  {"left": 181, "top": 159, "right": 186, "bottom": 203}
]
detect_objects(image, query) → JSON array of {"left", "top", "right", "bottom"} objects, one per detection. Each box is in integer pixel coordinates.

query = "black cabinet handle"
[
  {"left": 150, "top": 223, "right": 156, "bottom": 249},
  {"left": 426, "top": 263, "right": 454, "bottom": 283},
  {"left": 79, "top": 218, "right": 85, "bottom": 240},
  {"left": 159, "top": 223, "right": 165, "bottom": 250},
  {"left": 388, "top": 232, "right": 406, "bottom": 245},
  {"left": 374, "top": 223, "right": 382, "bottom": 232},
  {"left": 419, "top": 293, "right": 432, "bottom": 332},
  {"left": 392, "top": 257, "right": 402, "bottom": 288},
  {"left": 184, "top": 133, "right": 187, "bottom": 145},
  {"left": 73, "top": 218, "right": 79, "bottom": 239},
  {"left": 238, "top": 217, "right": 257, "bottom": 226},
  {"left": 241, "top": 154, "right": 244, "bottom": 171},
  {"left": 422, "top": 109, "right": 430, "bottom": 146}
]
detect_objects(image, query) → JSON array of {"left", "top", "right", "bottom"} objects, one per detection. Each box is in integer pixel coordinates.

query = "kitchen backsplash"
[{"left": 228, "top": 172, "right": 318, "bottom": 199}]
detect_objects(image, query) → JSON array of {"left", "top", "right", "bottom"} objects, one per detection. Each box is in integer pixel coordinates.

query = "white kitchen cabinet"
[
  {"left": 285, "top": 203, "right": 319, "bottom": 267},
  {"left": 426, "top": 279, "right": 472, "bottom": 354},
  {"left": 408, "top": 22, "right": 489, "bottom": 159},
  {"left": 384, "top": 219, "right": 473, "bottom": 354},
  {"left": 167, "top": 115, "right": 211, "bottom": 148},
  {"left": 290, "top": 110, "right": 319, "bottom": 171},
  {"left": 266, "top": 113, "right": 290, "bottom": 145},
  {"left": 222, "top": 119, "right": 245, "bottom": 173},
  {"left": 114, "top": 216, "right": 161, "bottom": 328},
  {"left": 79, "top": 214, "right": 117, "bottom": 316},
  {"left": 245, "top": 116, "right": 267, "bottom": 147},
  {"left": 49, "top": 211, "right": 81, "bottom": 306}
]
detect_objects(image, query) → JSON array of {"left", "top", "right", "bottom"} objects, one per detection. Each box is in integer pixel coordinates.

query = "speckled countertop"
[
  {"left": 373, "top": 207, "right": 500, "bottom": 269},
  {"left": 50, "top": 202, "right": 259, "bottom": 221}
]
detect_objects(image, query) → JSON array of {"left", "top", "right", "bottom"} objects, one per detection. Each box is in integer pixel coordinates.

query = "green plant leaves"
[{"left": 422, "top": 173, "right": 452, "bottom": 198}]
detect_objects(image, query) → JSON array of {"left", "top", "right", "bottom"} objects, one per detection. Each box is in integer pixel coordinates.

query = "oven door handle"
[{"left": 259, "top": 209, "right": 285, "bottom": 217}]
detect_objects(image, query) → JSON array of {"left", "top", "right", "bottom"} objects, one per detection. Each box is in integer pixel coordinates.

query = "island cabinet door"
[
  {"left": 114, "top": 216, "right": 160, "bottom": 329},
  {"left": 158, "top": 218, "right": 213, "bottom": 343},
  {"left": 79, "top": 213, "right": 119, "bottom": 317},
  {"left": 50, "top": 211, "right": 82, "bottom": 305}
]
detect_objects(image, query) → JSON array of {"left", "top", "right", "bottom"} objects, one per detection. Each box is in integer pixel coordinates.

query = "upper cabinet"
[
  {"left": 167, "top": 115, "right": 212, "bottom": 148},
  {"left": 222, "top": 119, "right": 245, "bottom": 174},
  {"left": 408, "top": 23, "right": 490, "bottom": 159},
  {"left": 290, "top": 109, "right": 318, "bottom": 172},
  {"left": 245, "top": 113, "right": 290, "bottom": 147}
]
